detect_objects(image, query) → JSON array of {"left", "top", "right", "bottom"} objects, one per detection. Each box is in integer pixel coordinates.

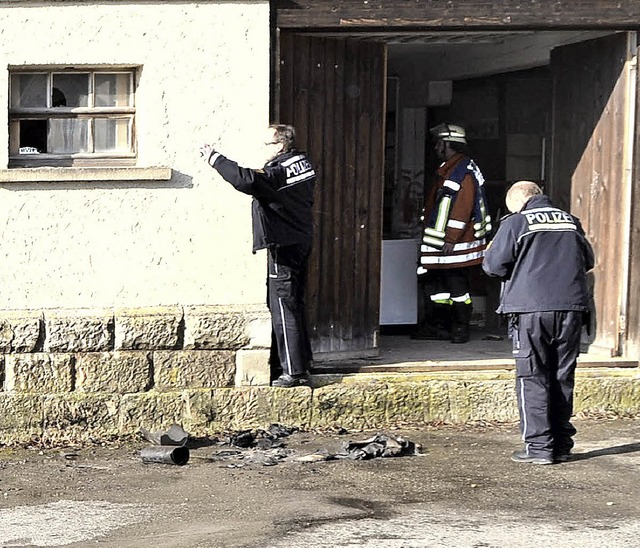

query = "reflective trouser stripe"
[
  {"left": 430, "top": 292, "right": 455, "bottom": 305},
  {"left": 514, "top": 311, "right": 581, "bottom": 458},
  {"left": 268, "top": 248, "right": 312, "bottom": 377},
  {"left": 451, "top": 293, "right": 472, "bottom": 304}
]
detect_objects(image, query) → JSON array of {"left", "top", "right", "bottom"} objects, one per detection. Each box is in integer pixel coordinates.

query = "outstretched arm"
[{"left": 200, "top": 144, "right": 278, "bottom": 199}]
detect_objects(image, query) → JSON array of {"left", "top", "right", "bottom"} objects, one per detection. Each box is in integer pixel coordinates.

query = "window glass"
[
  {"left": 10, "top": 73, "right": 47, "bottom": 108},
  {"left": 51, "top": 73, "right": 90, "bottom": 108},
  {"left": 49, "top": 118, "right": 90, "bottom": 153},
  {"left": 95, "top": 73, "right": 132, "bottom": 107},
  {"left": 94, "top": 117, "right": 131, "bottom": 152}
]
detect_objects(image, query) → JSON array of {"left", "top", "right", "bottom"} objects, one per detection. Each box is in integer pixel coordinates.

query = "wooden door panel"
[
  {"left": 550, "top": 33, "right": 631, "bottom": 355},
  {"left": 627, "top": 42, "right": 640, "bottom": 359},
  {"left": 278, "top": 33, "right": 386, "bottom": 358}
]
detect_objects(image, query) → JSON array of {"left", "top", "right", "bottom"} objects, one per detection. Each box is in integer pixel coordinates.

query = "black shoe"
[
  {"left": 554, "top": 452, "right": 572, "bottom": 463},
  {"left": 511, "top": 450, "right": 553, "bottom": 465},
  {"left": 450, "top": 332, "right": 470, "bottom": 344},
  {"left": 410, "top": 329, "right": 451, "bottom": 341},
  {"left": 270, "top": 369, "right": 284, "bottom": 384},
  {"left": 450, "top": 324, "right": 470, "bottom": 344},
  {"left": 271, "top": 373, "right": 310, "bottom": 388}
]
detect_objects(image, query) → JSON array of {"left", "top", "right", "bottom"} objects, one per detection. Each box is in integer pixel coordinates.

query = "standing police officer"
[
  {"left": 483, "top": 181, "right": 595, "bottom": 464},
  {"left": 200, "top": 124, "right": 316, "bottom": 388}
]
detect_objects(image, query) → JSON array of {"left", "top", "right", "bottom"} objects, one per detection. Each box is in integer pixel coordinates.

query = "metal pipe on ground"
[{"left": 140, "top": 446, "right": 190, "bottom": 465}]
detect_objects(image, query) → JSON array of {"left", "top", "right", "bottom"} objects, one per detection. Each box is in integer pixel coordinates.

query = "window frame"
[{"left": 8, "top": 66, "right": 138, "bottom": 168}]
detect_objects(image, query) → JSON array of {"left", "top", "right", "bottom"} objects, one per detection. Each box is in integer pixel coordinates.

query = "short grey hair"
[
  {"left": 506, "top": 181, "right": 543, "bottom": 213},
  {"left": 269, "top": 124, "right": 296, "bottom": 153}
]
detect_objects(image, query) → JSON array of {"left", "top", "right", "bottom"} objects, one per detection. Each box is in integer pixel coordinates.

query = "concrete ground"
[
  {"left": 316, "top": 331, "right": 637, "bottom": 373},
  {"left": 1, "top": 418, "right": 639, "bottom": 547}
]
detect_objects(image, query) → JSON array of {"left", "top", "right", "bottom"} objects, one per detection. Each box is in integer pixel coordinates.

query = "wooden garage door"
[
  {"left": 550, "top": 32, "right": 634, "bottom": 356},
  {"left": 278, "top": 33, "right": 386, "bottom": 359}
]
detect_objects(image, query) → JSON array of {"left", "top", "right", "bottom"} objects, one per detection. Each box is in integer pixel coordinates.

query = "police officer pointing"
[
  {"left": 483, "top": 181, "right": 595, "bottom": 464},
  {"left": 200, "top": 124, "right": 316, "bottom": 388}
]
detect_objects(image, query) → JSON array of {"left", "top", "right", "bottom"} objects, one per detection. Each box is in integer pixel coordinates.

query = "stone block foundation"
[
  {"left": 1, "top": 306, "right": 639, "bottom": 444},
  {"left": 0, "top": 305, "right": 273, "bottom": 443}
]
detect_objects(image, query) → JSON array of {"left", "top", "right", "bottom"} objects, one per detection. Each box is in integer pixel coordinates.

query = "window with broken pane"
[
  {"left": 8, "top": 68, "right": 136, "bottom": 166},
  {"left": 52, "top": 73, "right": 90, "bottom": 108}
]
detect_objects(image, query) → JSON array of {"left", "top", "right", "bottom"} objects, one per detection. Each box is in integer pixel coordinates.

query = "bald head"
[{"left": 506, "top": 181, "right": 543, "bottom": 213}]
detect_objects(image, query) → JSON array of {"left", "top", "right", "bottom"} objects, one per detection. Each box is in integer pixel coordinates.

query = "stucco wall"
[{"left": 0, "top": 1, "right": 270, "bottom": 310}]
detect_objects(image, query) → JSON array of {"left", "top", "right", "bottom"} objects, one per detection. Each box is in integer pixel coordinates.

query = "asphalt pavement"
[{"left": 0, "top": 418, "right": 639, "bottom": 547}]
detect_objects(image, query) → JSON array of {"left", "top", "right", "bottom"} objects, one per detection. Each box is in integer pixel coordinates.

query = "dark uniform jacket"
[
  {"left": 482, "top": 195, "right": 595, "bottom": 313},
  {"left": 209, "top": 150, "right": 316, "bottom": 252}
]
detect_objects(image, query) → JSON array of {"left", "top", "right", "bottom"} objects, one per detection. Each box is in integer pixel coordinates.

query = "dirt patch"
[{"left": 1, "top": 419, "right": 639, "bottom": 547}]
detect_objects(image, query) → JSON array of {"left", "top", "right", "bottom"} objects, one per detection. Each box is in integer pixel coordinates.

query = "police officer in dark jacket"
[
  {"left": 483, "top": 181, "right": 595, "bottom": 464},
  {"left": 200, "top": 124, "right": 316, "bottom": 388}
]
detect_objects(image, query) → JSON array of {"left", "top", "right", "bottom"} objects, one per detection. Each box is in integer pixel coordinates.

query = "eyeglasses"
[{"left": 264, "top": 141, "right": 279, "bottom": 146}]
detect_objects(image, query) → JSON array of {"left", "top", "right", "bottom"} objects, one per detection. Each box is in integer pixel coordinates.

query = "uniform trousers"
[
  {"left": 267, "top": 243, "right": 312, "bottom": 378},
  {"left": 416, "top": 267, "right": 471, "bottom": 334},
  {"left": 421, "top": 267, "right": 470, "bottom": 302},
  {"left": 512, "top": 311, "right": 583, "bottom": 458}
]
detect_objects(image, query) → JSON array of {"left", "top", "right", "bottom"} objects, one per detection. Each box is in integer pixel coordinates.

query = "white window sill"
[{"left": 0, "top": 167, "right": 172, "bottom": 183}]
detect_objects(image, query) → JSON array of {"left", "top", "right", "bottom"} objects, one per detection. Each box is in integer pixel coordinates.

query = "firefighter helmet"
[{"left": 430, "top": 123, "right": 467, "bottom": 144}]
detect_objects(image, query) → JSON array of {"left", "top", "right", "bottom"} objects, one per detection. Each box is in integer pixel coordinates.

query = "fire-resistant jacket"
[
  {"left": 208, "top": 149, "right": 316, "bottom": 252},
  {"left": 482, "top": 194, "right": 595, "bottom": 313},
  {"left": 417, "top": 153, "right": 491, "bottom": 272}
]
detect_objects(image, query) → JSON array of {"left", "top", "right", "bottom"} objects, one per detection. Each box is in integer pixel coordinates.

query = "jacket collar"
[
  {"left": 522, "top": 194, "right": 553, "bottom": 210},
  {"left": 266, "top": 149, "right": 299, "bottom": 167},
  {"left": 437, "top": 152, "right": 465, "bottom": 175}
]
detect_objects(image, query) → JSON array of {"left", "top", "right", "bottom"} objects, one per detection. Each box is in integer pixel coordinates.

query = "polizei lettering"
[
  {"left": 524, "top": 210, "right": 574, "bottom": 225},
  {"left": 286, "top": 159, "right": 312, "bottom": 179},
  {"left": 522, "top": 208, "right": 577, "bottom": 233},
  {"left": 283, "top": 156, "right": 315, "bottom": 185}
]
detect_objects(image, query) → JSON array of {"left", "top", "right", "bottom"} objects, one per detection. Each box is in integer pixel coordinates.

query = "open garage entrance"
[{"left": 274, "top": 21, "right": 640, "bottom": 369}]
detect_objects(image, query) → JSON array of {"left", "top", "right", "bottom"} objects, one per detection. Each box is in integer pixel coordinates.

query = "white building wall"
[{"left": 0, "top": 1, "right": 270, "bottom": 309}]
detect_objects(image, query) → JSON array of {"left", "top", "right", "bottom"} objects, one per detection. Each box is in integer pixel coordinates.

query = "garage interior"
[
  {"left": 380, "top": 30, "right": 613, "bottom": 332},
  {"left": 277, "top": 26, "right": 638, "bottom": 368},
  {"left": 338, "top": 30, "right": 630, "bottom": 369}
]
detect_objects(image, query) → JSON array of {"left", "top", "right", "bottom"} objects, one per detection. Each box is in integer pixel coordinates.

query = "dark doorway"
[{"left": 275, "top": 29, "right": 637, "bottom": 366}]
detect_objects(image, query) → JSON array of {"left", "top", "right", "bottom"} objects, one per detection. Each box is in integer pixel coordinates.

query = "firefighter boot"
[
  {"left": 451, "top": 302, "right": 472, "bottom": 344},
  {"left": 411, "top": 302, "right": 451, "bottom": 340}
]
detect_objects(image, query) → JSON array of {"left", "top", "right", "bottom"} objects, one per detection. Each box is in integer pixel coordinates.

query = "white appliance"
[{"left": 379, "top": 239, "right": 419, "bottom": 325}]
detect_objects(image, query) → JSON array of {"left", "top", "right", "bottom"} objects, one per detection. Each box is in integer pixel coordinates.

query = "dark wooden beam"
[{"left": 275, "top": 1, "right": 640, "bottom": 30}]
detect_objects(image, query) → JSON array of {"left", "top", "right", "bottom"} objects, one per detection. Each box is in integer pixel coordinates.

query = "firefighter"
[
  {"left": 413, "top": 123, "right": 491, "bottom": 344},
  {"left": 483, "top": 181, "right": 595, "bottom": 464}
]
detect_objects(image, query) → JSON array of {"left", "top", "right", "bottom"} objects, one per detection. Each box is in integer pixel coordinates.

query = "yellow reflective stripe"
[
  {"left": 434, "top": 196, "right": 452, "bottom": 233},
  {"left": 451, "top": 293, "right": 471, "bottom": 303},
  {"left": 422, "top": 235, "right": 445, "bottom": 248},
  {"left": 431, "top": 292, "right": 453, "bottom": 305},
  {"left": 424, "top": 227, "right": 446, "bottom": 238}
]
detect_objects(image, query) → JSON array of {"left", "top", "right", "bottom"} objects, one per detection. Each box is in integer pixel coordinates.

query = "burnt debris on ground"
[{"left": 194, "top": 426, "right": 422, "bottom": 468}]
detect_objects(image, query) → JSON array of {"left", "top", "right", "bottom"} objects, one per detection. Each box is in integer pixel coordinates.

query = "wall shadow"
[{"left": 1, "top": 169, "right": 194, "bottom": 191}]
